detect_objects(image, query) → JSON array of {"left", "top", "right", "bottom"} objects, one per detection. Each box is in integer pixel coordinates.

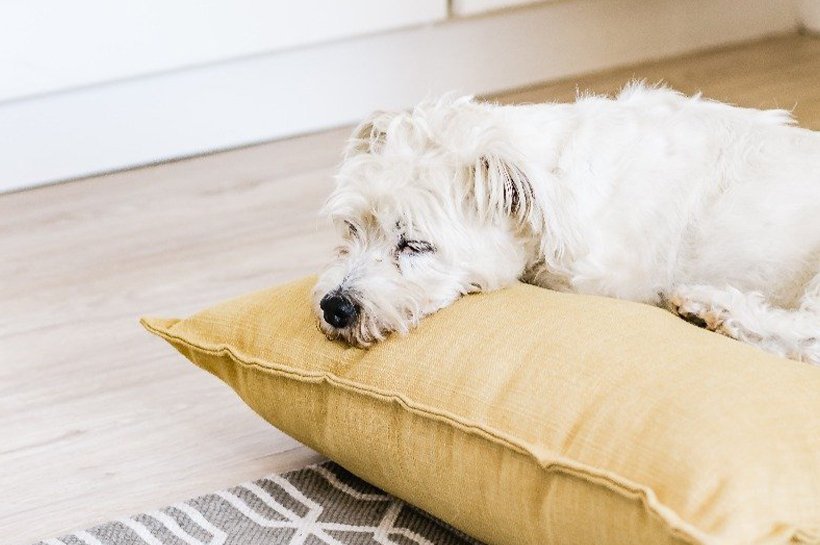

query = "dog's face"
[{"left": 313, "top": 98, "right": 539, "bottom": 347}]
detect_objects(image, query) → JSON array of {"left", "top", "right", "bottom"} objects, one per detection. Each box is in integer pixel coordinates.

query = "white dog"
[{"left": 313, "top": 83, "right": 820, "bottom": 364}]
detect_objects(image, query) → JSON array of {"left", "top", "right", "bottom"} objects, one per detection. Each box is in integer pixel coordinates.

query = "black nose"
[{"left": 320, "top": 294, "right": 358, "bottom": 328}]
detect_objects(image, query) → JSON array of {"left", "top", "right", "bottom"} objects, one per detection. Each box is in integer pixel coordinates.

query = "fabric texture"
[
  {"left": 35, "top": 461, "right": 479, "bottom": 545},
  {"left": 142, "top": 276, "right": 820, "bottom": 545}
]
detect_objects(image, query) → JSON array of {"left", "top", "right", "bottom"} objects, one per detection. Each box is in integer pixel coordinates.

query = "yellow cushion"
[{"left": 141, "top": 276, "right": 820, "bottom": 545}]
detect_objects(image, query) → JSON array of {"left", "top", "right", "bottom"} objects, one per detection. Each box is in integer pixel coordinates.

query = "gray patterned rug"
[{"left": 35, "top": 462, "right": 482, "bottom": 545}]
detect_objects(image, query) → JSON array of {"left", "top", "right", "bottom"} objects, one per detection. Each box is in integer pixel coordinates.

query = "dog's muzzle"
[{"left": 320, "top": 294, "right": 358, "bottom": 328}]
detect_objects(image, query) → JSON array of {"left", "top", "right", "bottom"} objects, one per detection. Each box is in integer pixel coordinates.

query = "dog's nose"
[{"left": 320, "top": 294, "right": 358, "bottom": 328}]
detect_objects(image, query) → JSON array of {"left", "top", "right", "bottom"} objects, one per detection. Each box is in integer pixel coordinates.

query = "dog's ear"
[
  {"left": 472, "top": 153, "right": 537, "bottom": 225},
  {"left": 345, "top": 112, "right": 390, "bottom": 157}
]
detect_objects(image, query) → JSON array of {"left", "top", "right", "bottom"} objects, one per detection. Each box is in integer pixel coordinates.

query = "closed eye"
[
  {"left": 397, "top": 238, "right": 435, "bottom": 255},
  {"left": 343, "top": 220, "right": 358, "bottom": 239}
]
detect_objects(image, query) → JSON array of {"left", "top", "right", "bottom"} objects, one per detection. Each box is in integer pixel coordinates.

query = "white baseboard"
[
  {"left": 796, "top": 0, "right": 820, "bottom": 33},
  {"left": 0, "top": 0, "right": 798, "bottom": 193}
]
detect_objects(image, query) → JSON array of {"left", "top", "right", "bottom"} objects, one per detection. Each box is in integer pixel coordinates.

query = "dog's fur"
[{"left": 313, "top": 83, "right": 820, "bottom": 364}]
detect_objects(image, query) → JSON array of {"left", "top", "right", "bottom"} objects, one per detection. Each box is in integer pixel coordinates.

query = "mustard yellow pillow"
[{"left": 141, "top": 276, "right": 820, "bottom": 545}]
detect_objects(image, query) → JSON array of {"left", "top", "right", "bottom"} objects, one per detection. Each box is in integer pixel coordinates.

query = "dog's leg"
[{"left": 665, "top": 282, "right": 820, "bottom": 364}]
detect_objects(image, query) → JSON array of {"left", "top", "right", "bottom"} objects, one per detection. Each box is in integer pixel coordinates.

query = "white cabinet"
[{"left": 0, "top": 0, "right": 447, "bottom": 101}]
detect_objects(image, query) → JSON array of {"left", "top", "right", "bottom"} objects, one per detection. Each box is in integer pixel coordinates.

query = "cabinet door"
[{"left": 0, "top": 0, "right": 447, "bottom": 101}]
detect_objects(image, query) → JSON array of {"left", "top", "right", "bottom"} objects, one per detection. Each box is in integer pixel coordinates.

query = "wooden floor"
[{"left": 2, "top": 34, "right": 819, "bottom": 545}]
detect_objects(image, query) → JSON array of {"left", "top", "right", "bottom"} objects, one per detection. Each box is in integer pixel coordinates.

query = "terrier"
[{"left": 313, "top": 84, "right": 820, "bottom": 363}]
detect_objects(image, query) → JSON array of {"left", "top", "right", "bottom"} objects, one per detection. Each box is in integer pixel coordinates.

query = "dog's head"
[{"left": 313, "top": 97, "right": 545, "bottom": 347}]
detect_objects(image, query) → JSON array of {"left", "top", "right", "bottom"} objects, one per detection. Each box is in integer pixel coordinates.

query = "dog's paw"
[{"left": 665, "top": 287, "right": 730, "bottom": 333}]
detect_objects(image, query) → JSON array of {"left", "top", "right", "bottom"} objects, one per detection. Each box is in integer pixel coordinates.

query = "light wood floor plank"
[{"left": 2, "top": 34, "right": 819, "bottom": 545}]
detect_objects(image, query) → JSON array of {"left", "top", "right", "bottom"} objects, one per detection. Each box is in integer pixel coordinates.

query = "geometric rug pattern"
[{"left": 34, "top": 462, "right": 484, "bottom": 545}]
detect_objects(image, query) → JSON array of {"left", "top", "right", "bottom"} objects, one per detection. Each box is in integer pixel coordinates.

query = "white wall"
[{"left": 0, "top": 0, "right": 801, "bottom": 193}]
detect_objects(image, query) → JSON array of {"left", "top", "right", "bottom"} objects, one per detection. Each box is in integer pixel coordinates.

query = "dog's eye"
[
  {"left": 397, "top": 238, "right": 435, "bottom": 255},
  {"left": 344, "top": 221, "right": 358, "bottom": 238}
]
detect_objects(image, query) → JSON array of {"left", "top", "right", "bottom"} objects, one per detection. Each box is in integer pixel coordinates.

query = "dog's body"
[{"left": 314, "top": 84, "right": 820, "bottom": 363}]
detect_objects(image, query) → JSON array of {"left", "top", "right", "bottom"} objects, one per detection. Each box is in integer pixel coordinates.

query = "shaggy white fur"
[{"left": 313, "top": 83, "right": 820, "bottom": 364}]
